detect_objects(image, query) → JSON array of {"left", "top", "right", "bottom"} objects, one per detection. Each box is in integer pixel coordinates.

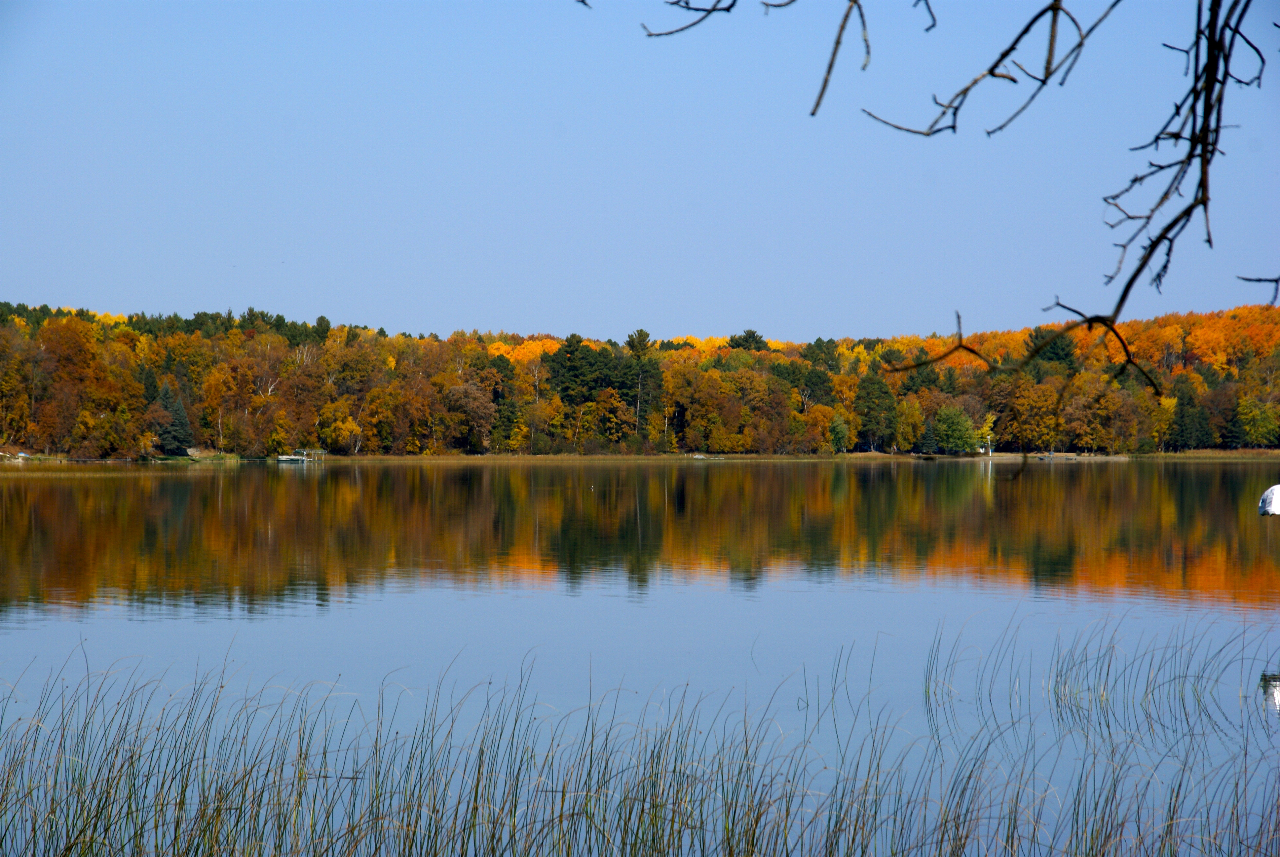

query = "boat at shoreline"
[{"left": 276, "top": 449, "right": 326, "bottom": 464}]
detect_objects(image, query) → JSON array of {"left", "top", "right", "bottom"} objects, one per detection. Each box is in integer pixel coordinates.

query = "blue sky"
[{"left": 1, "top": 1, "right": 1276, "bottom": 341}]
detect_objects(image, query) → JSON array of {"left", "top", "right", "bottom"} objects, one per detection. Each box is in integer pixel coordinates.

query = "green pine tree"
[
  {"left": 854, "top": 372, "right": 898, "bottom": 451},
  {"left": 1168, "top": 393, "right": 1213, "bottom": 451},
  {"left": 156, "top": 382, "right": 194, "bottom": 456},
  {"left": 727, "top": 330, "right": 770, "bottom": 352},
  {"left": 547, "top": 333, "right": 620, "bottom": 408},
  {"left": 917, "top": 419, "right": 938, "bottom": 454},
  {"left": 1025, "top": 326, "right": 1078, "bottom": 371},
  {"left": 139, "top": 366, "right": 159, "bottom": 403},
  {"left": 1220, "top": 399, "right": 1248, "bottom": 449}
]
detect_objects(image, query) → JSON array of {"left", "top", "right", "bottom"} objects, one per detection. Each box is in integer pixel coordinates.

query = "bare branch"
[
  {"left": 886, "top": 296, "right": 1161, "bottom": 437},
  {"left": 864, "top": 2, "right": 1126, "bottom": 136},
  {"left": 1239, "top": 274, "right": 1280, "bottom": 306},
  {"left": 811, "top": 2, "right": 869, "bottom": 116},
  {"left": 631, "top": 0, "right": 1271, "bottom": 370},
  {"left": 617, "top": 0, "right": 1271, "bottom": 468},
  {"left": 1096, "top": 0, "right": 1265, "bottom": 330},
  {"left": 1043, "top": 298, "right": 1161, "bottom": 392},
  {"left": 913, "top": 0, "right": 937, "bottom": 33},
  {"left": 643, "top": 0, "right": 738, "bottom": 38},
  {"left": 883, "top": 313, "right": 996, "bottom": 374}
]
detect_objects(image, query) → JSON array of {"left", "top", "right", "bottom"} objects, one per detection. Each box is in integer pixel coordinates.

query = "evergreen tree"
[
  {"left": 940, "top": 366, "right": 959, "bottom": 396},
  {"left": 917, "top": 419, "right": 938, "bottom": 454},
  {"left": 799, "top": 337, "right": 840, "bottom": 372},
  {"left": 156, "top": 382, "right": 194, "bottom": 455},
  {"left": 727, "top": 329, "right": 769, "bottom": 352},
  {"left": 546, "top": 333, "right": 620, "bottom": 407},
  {"left": 1220, "top": 399, "right": 1248, "bottom": 449},
  {"left": 488, "top": 354, "right": 519, "bottom": 450},
  {"left": 854, "top": 372, "right": 898, "bottom": 451},
  {"left": 139, "top": 366, "right": 158, "bottom": 403},
  {"left": 1026, "top": 326, "right": 1078, "bottom": 370},
  {"left": 773, "top": 361, "right": 836, "bottom": 409},
  {"left": 624, "top": 329, "right": 652, "bottom": 358},
  {"left": 899, "top": 349, "right": 940, "bottom": 394},
  {"left": 1168, "top": 392, "right": 1213, "bottom": 451},
  {"left": 624, "top": 330, "right": 660, "bottom": 437}
]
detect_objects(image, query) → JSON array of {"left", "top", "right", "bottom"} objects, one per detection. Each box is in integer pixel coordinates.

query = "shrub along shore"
[{"left": 2, "top": 303, "right": 1278, "bottom": 460}]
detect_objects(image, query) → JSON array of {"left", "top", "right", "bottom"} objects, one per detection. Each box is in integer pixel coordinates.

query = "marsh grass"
[{"left": 1, "top": 628, "right": 1277, "bottom": 856}]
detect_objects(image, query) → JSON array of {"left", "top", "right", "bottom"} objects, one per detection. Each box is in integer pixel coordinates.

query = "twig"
[
  {"left": 643, "top": 0, "right": 738, "bottom": 37},
  {"left": 1239, "top": 275, "right": 1280, "bottom": 306},
  {"left": 811, "top": 1, "right": 869, "bottom": 116}
]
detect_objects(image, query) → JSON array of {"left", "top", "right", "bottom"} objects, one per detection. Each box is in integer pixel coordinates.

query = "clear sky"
[{"left": 1, "top": 1, "right": 1276, "bottom": 342}]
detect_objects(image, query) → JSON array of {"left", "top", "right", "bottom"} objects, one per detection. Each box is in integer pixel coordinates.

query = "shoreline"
[{"left": 6, "top": 449, "right": 1280, "bottom": 467}]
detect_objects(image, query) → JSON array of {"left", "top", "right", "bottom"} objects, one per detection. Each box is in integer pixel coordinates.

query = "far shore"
[{"left": 6, "top": 448, "right": 1280, "bottom": 467}]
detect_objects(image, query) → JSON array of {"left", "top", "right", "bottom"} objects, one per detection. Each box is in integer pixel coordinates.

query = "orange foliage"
[{"left": 2, "top": 304, "right": 1279, "bottom": 457}]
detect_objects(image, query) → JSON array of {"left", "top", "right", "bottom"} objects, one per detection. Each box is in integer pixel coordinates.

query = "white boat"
[
  {"left": 1259, "top": 485, "right": 1280, "bottom": 515},
  {"left": 277, "top": 448, "right": 326, "bottom": 464}
]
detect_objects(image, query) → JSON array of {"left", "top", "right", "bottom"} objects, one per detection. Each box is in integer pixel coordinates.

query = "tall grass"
[{"left": 1, "top": 628, "right": 1276, "bottom": 856}]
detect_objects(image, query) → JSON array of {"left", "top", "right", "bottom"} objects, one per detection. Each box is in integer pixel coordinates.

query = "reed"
[{"left": 1, "top": 628, "right": 1276, "bottom": 856}]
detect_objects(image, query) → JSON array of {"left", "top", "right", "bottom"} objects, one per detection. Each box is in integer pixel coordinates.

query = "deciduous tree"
[{"left": 933, "top": 404, "right": 977, "bottom": 455}]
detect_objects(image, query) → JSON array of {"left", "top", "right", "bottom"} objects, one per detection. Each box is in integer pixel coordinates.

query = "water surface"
[{"left": 1, "top": 459, "right": 1276, "bottom": 715}]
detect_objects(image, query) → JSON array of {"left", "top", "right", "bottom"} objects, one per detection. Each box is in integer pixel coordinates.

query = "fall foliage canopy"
[{"left": 4, "top": 302, "right": 1280, "bottom": 459}]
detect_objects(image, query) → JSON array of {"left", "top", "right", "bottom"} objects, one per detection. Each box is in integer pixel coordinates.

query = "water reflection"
[
  {"left": 2, "top": 459, "right": 1278, "bottom": 609},
  {"left": 1264, "top": 673, "right": 1280, "bottom": 713}
]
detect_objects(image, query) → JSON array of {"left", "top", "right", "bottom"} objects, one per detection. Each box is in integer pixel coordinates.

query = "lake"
[
  {"left": 1, "top": 458, "right": 1278, "bottom": 854},
  {"left": 1, "top": 458, "right": 1277, "bottom": 696}
]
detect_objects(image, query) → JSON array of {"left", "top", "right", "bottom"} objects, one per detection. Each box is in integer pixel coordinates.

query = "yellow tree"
[
  {"left": 1002, "top": 381, "right": 1063, "bottom": 452},
  {"left": 0, "top": 326, "right": 31, "bottom": 446}
]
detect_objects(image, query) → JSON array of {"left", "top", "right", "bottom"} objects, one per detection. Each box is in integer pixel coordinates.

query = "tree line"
[{"left": 1, "top": 302, "right": 1278, "bottom": 459}]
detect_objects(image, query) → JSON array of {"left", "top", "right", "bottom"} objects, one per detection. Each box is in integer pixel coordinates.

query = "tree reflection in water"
[{"left": 1, "top": 459, "right": 1278, "bottom": 609}]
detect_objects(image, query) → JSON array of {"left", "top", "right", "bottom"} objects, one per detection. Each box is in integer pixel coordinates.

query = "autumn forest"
[{"left": 2, "top": 302, "right": 1279, "bottom": 460}]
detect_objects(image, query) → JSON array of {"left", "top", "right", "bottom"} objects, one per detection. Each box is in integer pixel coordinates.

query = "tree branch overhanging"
[
  {"left": 621, "top": 0, "right": 1270, "bottom": 326},
  {"left": 642, "top": 0, "right": 739, "bottom": 37},
  {"left": 1240, "top": 275, "right": 1280, "bottom": 306},
  {"left": 606, "top": 0, "right": 1273, "bottom": 460}
]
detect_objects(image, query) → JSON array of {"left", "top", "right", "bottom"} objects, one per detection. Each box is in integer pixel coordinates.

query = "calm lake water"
[
  {"left": 1, "top": 458, "right": 1277, "bottom": 719},
  {"left": 3, "top": 458, "right": 1278, "bottom": 853}
]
